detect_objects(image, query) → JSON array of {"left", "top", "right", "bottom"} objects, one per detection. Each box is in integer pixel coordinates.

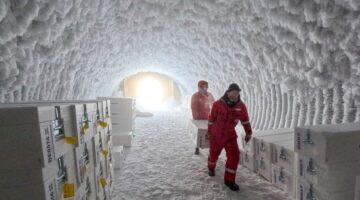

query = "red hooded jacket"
[
  {"left": 208, "top": 99, "right": 252, "bottom": 141},
  {"left": 191, "top": 92, "right": 215, "bottom": 120}
]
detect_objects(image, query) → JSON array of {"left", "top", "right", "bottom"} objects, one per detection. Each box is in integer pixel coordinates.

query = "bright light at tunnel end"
[{"left": 136, "top": 77, "right": 165, "bottom": 110}]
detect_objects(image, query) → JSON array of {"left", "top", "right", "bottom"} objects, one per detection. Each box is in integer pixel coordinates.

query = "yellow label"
[
  {"left": 81, "top": 123, "right": 89, "bottom": 134},
  {"left": 100, "top": 150, "right": 109, "bottom": 156},
  {"left": 98, "top": 121, "right": 108, "bottom": 128},
  {"left": 64, "top": 136, "right": 77, "bottom": 145},
  {"left": 83, "top": 123, "right": 89, "bottom": 130},
  {"left": 82, "top": 164, "right": 89, "bottom": 175},
  {"left": 63, "top": 183, "right": 75, "bottom": 198},
  {"left": 100, "top": 178, "right": 107, "bottom": 187}
]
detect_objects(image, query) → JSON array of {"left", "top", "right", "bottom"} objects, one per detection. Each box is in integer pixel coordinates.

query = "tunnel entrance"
[{"left": 122, "top": 72, "right": 182, "bottom": 111}]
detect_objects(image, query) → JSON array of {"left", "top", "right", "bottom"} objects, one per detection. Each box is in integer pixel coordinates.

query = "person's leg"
[
  {"left": 223, "top": 139, "right": 240, "bottom": 190},
  {"left": 208, "top": 140, "right": 223, "bottom": 175}
]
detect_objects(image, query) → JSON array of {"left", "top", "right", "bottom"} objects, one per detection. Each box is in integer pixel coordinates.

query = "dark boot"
[
  {"left": 208, "top": 170, "right": 215, "bottom": 177},
  {"left": 224, "top": 181, "right": 239, "bottom": 191},
  {"left": 195, "top": 147, "right": 200, "bottom": 155}
]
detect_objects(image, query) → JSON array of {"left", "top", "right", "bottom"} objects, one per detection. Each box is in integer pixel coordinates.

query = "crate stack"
[
  {"left": 0, "top": 99, "right": 115, "bottom": 200},
  {"left": 98, "top": 97, "right": 135, "bottom": 170},
  {"left": 238, "top": 128, "right": 294, "bottom": 173},
  {"left": 294, "top": 123, "right": 360, "bottom": 200},
  {"left": 98, "top": 97, "right": 135, "bottom": 147}
]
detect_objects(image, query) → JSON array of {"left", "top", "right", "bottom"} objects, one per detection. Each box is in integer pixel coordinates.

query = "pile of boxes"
[
  {"left": 239, "top": 128, "right": 297, "bottom": 197},
  {"left": 239, "top": 122, "right": 360, "bottom": 200},
  {"left": 295, "top": 123, "right": 360, "bottom": 200},
  {"left": 98, "top": 97, "right": 136, "bottom": 147},
  {"left": 189, "top": 120, "right": 209, "bottom": 150},
  {"left": 0, "top": 99, "right": 117, "bottom": 200}
]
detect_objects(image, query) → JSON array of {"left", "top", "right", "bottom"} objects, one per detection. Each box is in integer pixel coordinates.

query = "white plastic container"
[
  {"left": 271, "top": 164, "right": 295, "bottom": 197},
  {"left": 297, "top": 154, "right": 360, "bottom": 193},
  {"left": 295, "top": 122, "right": 360, "bottom": 164},
  {"left": 189, "top": 120, "right": 209, "bottom": 149},
  {"left": 296, "top": 177, "right": 355, "bottom": 200}
]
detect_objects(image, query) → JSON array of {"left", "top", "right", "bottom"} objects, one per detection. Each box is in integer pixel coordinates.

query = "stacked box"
[
  {"left": 295, "top": 122, "right": 360, "bottom": 200},
  {"left": 99, "top": 97, "right": 135, "bottom": 147},
  {"left": 189, "top": 120, "right": 209, "bottom": 149},
  {"left": 255, "top": 133, "right": 294, "bottom": 181},
  {"left": 0, "top": 100, "right": 115, "bottom": 200},
  {"left": 238, "top": 128, "right": 293, "bottom": 173}
]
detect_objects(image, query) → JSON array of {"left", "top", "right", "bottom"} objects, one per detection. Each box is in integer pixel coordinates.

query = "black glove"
[{"left": 245, "top": 135, "right": 252, "bottom": 143}]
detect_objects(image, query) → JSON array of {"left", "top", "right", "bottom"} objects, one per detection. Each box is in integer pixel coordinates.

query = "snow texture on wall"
[{"left": 0, "top": 0, "right": 360, "bottom": 129}]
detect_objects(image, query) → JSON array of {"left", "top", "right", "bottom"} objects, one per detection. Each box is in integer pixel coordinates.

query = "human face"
[
  {"left": 227, "top": 90, "right": 240, "bottom": 102},
  {"left": 199, "top": 84, "right": 208, "bottom": 94}
]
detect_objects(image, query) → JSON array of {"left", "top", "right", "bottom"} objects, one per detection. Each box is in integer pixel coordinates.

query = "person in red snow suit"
[
  {"left": 191, "top": 80, "right": 215, "bottom": 155},
  {"left": 191, "top": 80, "right": 215, "bottom": 119},
  {"left": 207, "top": 83, "right": 252, "bottom": 191}
]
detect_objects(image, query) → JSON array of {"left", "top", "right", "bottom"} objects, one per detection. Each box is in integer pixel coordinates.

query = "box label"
[
  {"left": 296, "top": 132, "right": 301, "bottom": 150},
  {"left": 63, "top": 183, "right": 75, "bottom": 198},
  {"left": 43, "top": 123, "right": 56, "bottom": 165}
]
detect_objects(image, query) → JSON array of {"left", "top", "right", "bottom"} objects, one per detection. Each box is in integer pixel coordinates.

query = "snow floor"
[{"left": 112, "top": 109, "right": 293, "bottom": 200}]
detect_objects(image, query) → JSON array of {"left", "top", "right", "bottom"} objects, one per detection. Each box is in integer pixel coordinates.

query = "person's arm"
[
  {"left": 239, "top": 104, "right": 252, "bottom": 142},
  {"left": 191, "top": 95, "right": 200, "bottom": 119},
  {"left": 208, "top": 102, "right": 218, "bottom": 135}
]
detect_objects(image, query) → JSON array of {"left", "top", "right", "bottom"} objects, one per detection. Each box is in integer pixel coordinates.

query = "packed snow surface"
[
  {"left": 112, "top": 110, "right": 292, "bottom": 200},
  {"left": 1, "top": 0, "right": 360, "bottom": 128}
]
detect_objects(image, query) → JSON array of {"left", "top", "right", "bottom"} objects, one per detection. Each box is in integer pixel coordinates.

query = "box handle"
[
  {"left": 260, "top": 141, "right": 265, "bottom": 152},
  {"left": 306, "top": 158, "right": 317, "bottom": 174},
  {"left": 279, "top": 147, "right": 287, "bottom": 160},
  {"left": 278, "top": 167, "right": 286, "bottom": 183},
  {"left": 303, "top": 130, "right": 314, "bottom": 145},
  {"left": 56, "top": 157, "right": 67, "bottom": 183},
  {"left": 306, "top": 184, "right": 317, "bottom": 200}
]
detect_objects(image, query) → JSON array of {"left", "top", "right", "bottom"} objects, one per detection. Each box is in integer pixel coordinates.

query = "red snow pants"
[{"left": 208, "top": 137, "right": 240, "bottom": 182}]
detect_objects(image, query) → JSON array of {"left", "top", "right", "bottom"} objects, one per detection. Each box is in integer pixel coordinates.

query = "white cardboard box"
[
  {"left": 240, "top": 149, "right": 257, "bottom": 172},
  {"left": 271, "top": 164, "right": 295, "bottom": 197},
  {"left": 295, "top": 122, "right": 360, "bottom": 164},
  {"left": 256, "top": 155, "right": 272, "bottom": 181},
  {"left": 75, "top": 170, "right": 97, "bottom": 200},
  {"left": 297, "top": 154, "right": 360, "bottom": 193},
  {"left": 240, "top": 128, "right": 294, "bottom": 153},
  {"left": 189, "top": 120, "right": 209, "bottom": 149},
  {"left": 0, "top": 151, "right": 78, "bottom": 200},
  {"left": 112, "top": 130, "right": 133, "bottom": 147},
  {"left": 272, "top": 140, "right": 297, "bottom": 174},
  {"left": 0, "top": 148, "right": 76, "bottom": 187},
  {"left": 296, "top": 177, "right": 355, "bottom": 200},
  {"left": 113, "top": 146, "right": 125, "bottom": 170},
  {"left": 0, "top": 120, "right": 77, "bottom": 170},
  {"left": 74, "top": 140, "right": 96, "bottom": 185},
  {"left": 254, "top": 133, "right": 294, "bottom": 159}
]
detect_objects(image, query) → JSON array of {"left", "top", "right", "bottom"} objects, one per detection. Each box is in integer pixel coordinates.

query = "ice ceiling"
[{"left": 1, "top": 0, "right": 360, "bottom": 129}]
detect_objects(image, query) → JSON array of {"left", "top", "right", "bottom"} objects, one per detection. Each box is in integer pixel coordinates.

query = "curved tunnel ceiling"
[{"left": 1, "top": 0, "right": 360, "bottom": 129}]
